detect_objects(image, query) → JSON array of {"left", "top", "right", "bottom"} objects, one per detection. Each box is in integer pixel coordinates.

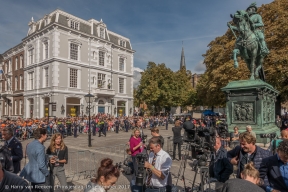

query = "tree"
[
  {"left": 197, "top": 0, "right": 288, "bottom": 106},
  {"left": 136, "top": 62, "right": 196, "bottom": 111}
]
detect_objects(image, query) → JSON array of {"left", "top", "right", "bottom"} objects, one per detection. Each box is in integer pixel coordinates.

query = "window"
[
  {"left": 99, "top": 51, "right": 104, "bottom": 66},
  {"left": 44, "top": 41, "right": 48, "bottom": 60},
  {"left": 20, "top": 55, "right": 23, "bottom": 68},
  {"left": 100, "top": 28, "right": 104, "bottom": 38},
  {"left": 69, "top": 68, "right": 78, "bottom": 88},
  {"left": 70, "top": 43, "right": 78, "bottom": 60},
  {"left": 15, "top": 57, "right": 18, "bottom": 70},
  {"left": 70, "top": 20, "right": 79, "bottom": 30},
  {"left": 19, "top": 75, "right": 23, "bottom": 90},
  {"left": 120, "top": 40, "right": 125, "bottom": 47},
  {"left": 97, "top": 73, "right": 106, "bottom": 88},
  {"left": 29, "top": 49, "right": 34, "bottom": 64},
  {"left": 28, "top": 72, "right": 34, "bottom": 90},
  {"left": 119, "top": 58, "right": 124, "bottom": 71},
  {"left": 14, "top": 100, "right": 17, "bottom": 115},
  {"left": 19, "top": 100, "right": 23, "bottom": 115},
  {"left": 98, "top": 100, "right": 105, "bottom": 104},
  {"left": 15, "top": 76, "right": 18, "bottom": 91},
  {"left": 44, "top": 68, "right": 48, "bottom": 87},
  {"left": 93, "top": 51, "right": 96, "bottom": 59},
  {"left": 4, "top": 62, "right": 9, "bottom": 73},
  {"left": 8, "top": 77, "right": 11, "bottom": 91},
  {"left": 8, "top": 60, "right": 11, "bottom": 72},
  {"left": 119, "top": 78, "right": 124, "bottom": 93}
]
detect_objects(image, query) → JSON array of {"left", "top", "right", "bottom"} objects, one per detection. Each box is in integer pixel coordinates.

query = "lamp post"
[{"left": 84, "top": 93, "right": 94, "bottom": 147}]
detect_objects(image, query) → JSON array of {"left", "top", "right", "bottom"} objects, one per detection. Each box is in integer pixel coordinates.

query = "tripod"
[
  {"left": 175, "top": 142, "right": 212, "bottom": 192},
  {"left": 191, "top": 163, "right": 211, "bottom": 192},
  {"left": 175, "top": 142, "right": 193, "bottom": 192}
]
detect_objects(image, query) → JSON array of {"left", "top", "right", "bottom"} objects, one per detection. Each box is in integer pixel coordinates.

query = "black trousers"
[{"left": 173, "top": 142, "right": 182, "bottom": 160}]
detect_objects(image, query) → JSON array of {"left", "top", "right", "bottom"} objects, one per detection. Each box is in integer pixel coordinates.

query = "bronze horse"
[{"left": 230, "top": 10, "right": 265, "bottom": 81}]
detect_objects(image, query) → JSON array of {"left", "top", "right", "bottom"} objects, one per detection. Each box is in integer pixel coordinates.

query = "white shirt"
[{"left": 146, "top": 149, "right": 172, "bottom": 187}]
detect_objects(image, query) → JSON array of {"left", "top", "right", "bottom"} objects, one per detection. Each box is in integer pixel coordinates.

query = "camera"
[
  {"left": 141, "top": 134, "right": 148, "bottom": 144},
  {"left": 135, "top": 153, "right": 148, "bottom": 186},
  {"left": 260, "top": 133, "right": 276, "bottom": 139},
  {"left": 217, "top": 122, "right": 229, "bottom": 139}
]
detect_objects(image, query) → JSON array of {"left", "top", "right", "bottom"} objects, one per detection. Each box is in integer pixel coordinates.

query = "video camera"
[
  {"left": 217, "top": 121, "right": 229, "bottom": 139},
  {"left": 135, "top": 153, "right": 148, "bottom": 186}
]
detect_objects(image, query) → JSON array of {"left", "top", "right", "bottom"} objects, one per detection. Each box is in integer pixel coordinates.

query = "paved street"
[
  {"left": 17, "top": 123, "right": 270, "bottom": 192},
  {"left": 20, "top": 124, "right": 208, "bottom": 191}
]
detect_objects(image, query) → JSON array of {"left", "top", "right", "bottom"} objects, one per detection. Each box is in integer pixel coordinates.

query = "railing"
[{"left": 65, "top": 144, "right": 128, "bottom": 181}]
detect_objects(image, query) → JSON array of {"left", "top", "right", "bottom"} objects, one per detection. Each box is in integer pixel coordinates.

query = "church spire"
[{"left": 180, "top": 42, "right": 186, "bottom": 70}]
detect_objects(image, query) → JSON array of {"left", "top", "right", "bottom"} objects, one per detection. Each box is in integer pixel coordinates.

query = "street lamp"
[{"left": 84, "top": 93, "right": 94, "bottom": 147}]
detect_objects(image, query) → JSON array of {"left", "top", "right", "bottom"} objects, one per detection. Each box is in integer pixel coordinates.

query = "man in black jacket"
[
  {"left": 259, "top": 140, "right": 288, "bottom": 192},
  {"left": 172, "top": 119, "right": 182, "bottom": 160},
  {"left": 209, "top": 137, "right": 233, "bottom": 183},
  {"left": 227, "top": 132, "right": 271, "bottom": 180},
  {"left": 2, "top": 127, "right": 23, "bottom": 174}
]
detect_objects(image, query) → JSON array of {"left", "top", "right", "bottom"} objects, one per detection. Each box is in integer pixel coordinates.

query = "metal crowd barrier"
[{"left": 64, "top": 144, "right": 128, "bottom": 182}]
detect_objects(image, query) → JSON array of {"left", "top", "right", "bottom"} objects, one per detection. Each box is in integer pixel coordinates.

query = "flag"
[{"left": 0, "top": 69, "right": 3, "bottom": 74}]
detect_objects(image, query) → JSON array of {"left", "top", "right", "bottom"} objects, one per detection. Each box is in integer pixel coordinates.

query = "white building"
[{"left": 2, "top": 9, "right": 135, "bottom": 118}]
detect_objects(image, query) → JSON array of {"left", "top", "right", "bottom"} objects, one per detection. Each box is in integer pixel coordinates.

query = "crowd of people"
[
  {"left": 0, "top": 112, "right": 288, "bottom": 192},
  {"left": 0, "top": 114, "right": 170, "bottom": 140}
]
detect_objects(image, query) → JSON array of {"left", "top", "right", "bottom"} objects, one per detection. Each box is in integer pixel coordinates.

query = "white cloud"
[
  {"left": 133, "top": 67, "right": 144, "bottom": 73},
  {"left": 193, "top": 60, "right": 206, "bottom": 73},
  {"left": 133, "top": 67, "right": 144, "bottom": 88}
]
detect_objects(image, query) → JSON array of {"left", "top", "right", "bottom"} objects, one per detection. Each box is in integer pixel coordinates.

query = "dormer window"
[
  {"left": 120, "top": 40, "right": 126, "bottom": 47},
  {"left": 100, "top": 28, "right": 104, "bottom": 38},
  {"left": 69, "top": 20, "right": 79, "bottom": 30}
]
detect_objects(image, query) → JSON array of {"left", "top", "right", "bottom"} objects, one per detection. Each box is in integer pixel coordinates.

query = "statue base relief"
[{"left": 222, "top": 79, "right": 280, "bottom": 144}]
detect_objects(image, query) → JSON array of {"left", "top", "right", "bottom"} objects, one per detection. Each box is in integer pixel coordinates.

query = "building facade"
[
  {"left": 1, "top": 9, "right": 134, "bottom": 118},
  {"left": 0, "top": 44, "right": 25, "bottom": 119}
]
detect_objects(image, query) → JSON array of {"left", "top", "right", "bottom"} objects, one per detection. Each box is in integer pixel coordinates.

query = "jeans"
[{"left": 173, "top": 143, "right": 181, "bottom": 160}]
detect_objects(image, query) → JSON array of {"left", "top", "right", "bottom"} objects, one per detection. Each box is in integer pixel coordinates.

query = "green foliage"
[
  {"left": 197, "top": 0, "right": 288, "bottom": 106},
  {"left": 136, "top": 62, "right": 196, "bottom": 110}
]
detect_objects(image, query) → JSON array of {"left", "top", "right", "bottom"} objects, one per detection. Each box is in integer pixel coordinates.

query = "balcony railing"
[{"left": 92, "top": 88, "right": 115, "bottom": 96}]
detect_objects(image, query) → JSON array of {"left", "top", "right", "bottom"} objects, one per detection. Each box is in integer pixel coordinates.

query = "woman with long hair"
[
  {"left": 47, "top": 133, "right": 69, "bottom": 192},
  {"left": 85, "top": 158, "right": 120, "bottom": 192}
]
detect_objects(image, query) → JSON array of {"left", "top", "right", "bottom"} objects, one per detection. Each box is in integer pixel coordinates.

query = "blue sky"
[{"left": 0, "top": 0, "right": 274, "bottom": 85}]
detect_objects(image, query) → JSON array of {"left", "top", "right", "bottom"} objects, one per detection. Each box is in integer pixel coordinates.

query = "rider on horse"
[{"left": 228, "top": 2, "right": 269, "bottom": 56}]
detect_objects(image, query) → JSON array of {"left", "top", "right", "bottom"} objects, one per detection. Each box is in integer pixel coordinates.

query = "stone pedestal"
[{"left": 221, "top": 79, "right": 279, "bottom": 141}]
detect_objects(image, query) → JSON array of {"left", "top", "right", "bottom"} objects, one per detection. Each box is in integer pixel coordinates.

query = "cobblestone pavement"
[{"left": 20, "top": 125, "right": 269, "bottom": 192}]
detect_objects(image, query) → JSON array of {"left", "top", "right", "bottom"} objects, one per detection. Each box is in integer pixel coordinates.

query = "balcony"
[{"left": 92, "top": 88, "right": 115, "bottom": 96}]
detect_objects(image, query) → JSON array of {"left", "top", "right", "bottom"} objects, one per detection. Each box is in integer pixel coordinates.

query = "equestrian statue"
[{"left": 227, "top": 3, "right": 269, "bottom": 81}]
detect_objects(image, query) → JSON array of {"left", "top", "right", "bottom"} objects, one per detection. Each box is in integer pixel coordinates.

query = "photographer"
[
  {"left": 172, "top": 118, "right": 182, "bottom": 161},
  {"left": 130, "top": 129, "right": 144, "bottom": 177},
  {"left": 150, "top": 128, "right": 164, "bottom": 147},
  {"left": 269, "top": 129, "right": 288, "bottom": 155},
  {"left": 209, "top": 137, "right": 233, "bottom": 183},
  {"left": 144, "top": 137, "right": 172, "bottom": 192}
]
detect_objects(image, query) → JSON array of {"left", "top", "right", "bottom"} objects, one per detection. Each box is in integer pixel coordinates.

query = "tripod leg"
[
  {"left": 191, "top": 165, "right": 198, "bottom": 191},
  {"left": 175, "top": 144, "right": 189, "bottom": 186}
]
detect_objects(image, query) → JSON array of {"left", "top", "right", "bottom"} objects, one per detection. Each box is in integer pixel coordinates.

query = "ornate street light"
[{"left": 84, "top": 93, "right": 94, "bottom": 147}]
